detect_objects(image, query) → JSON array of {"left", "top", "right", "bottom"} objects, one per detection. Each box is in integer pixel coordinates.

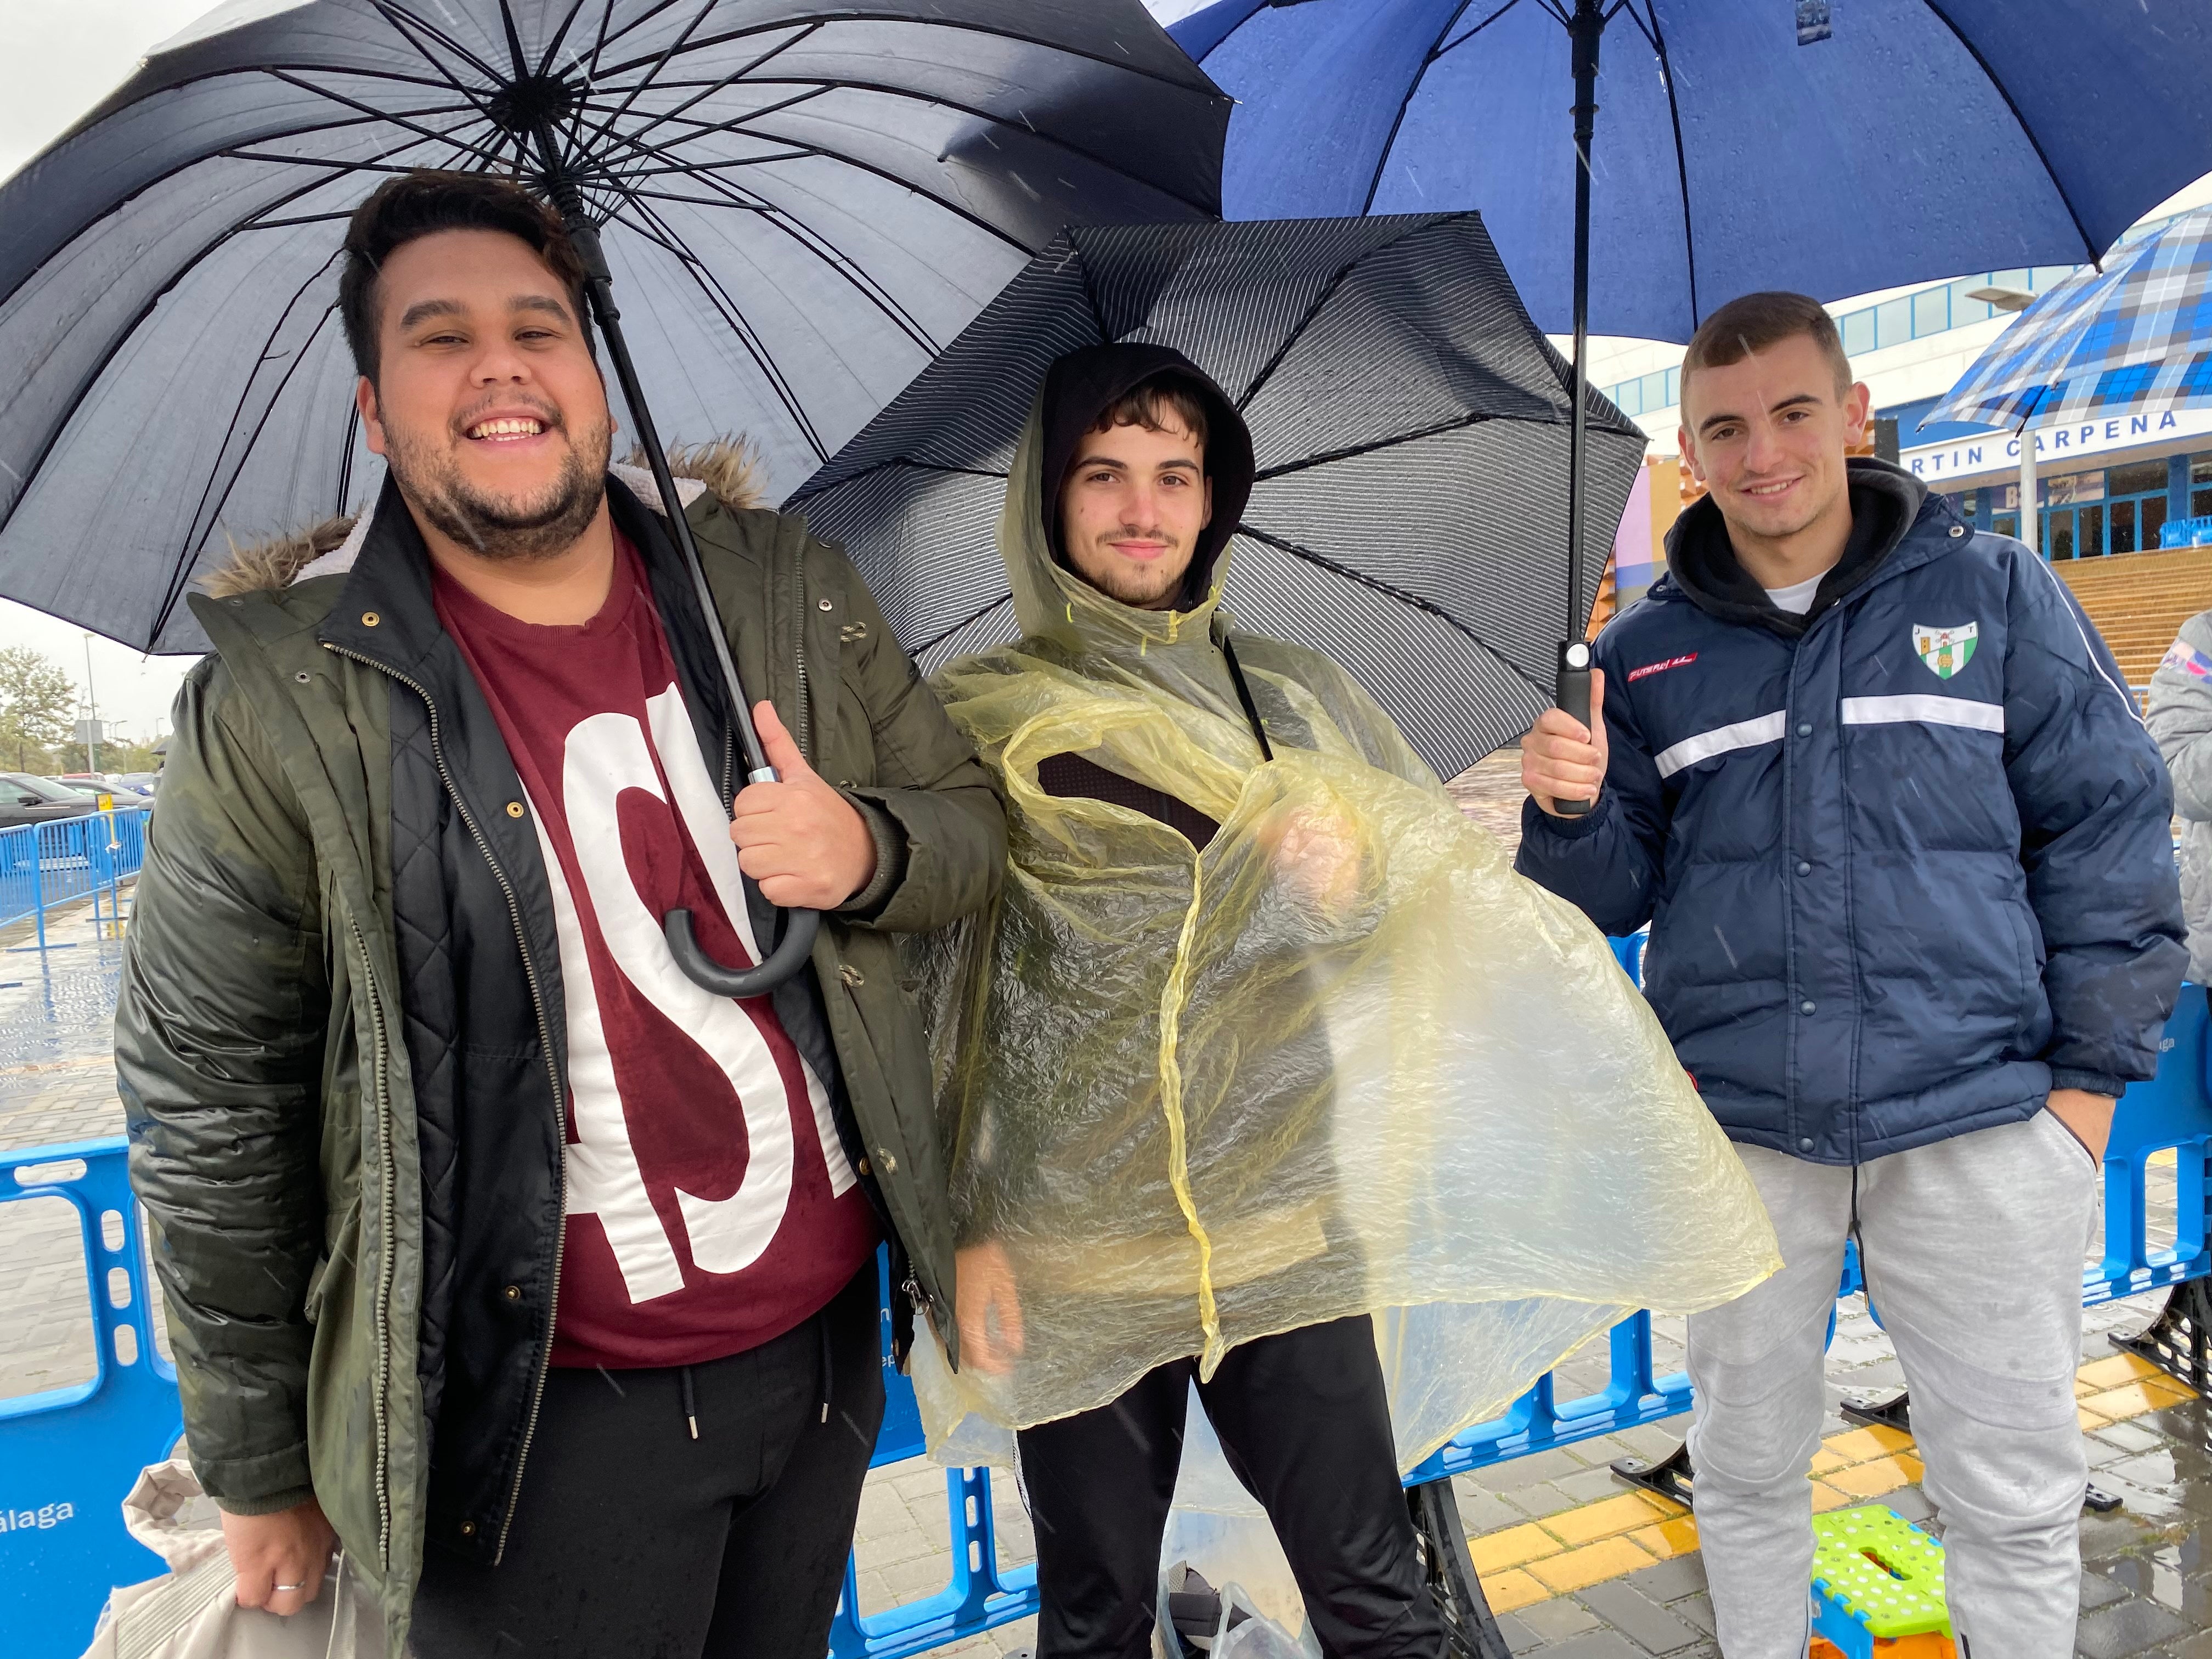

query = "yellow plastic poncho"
[{"left": 910, "top": 401, "right": 1779, "bottom": 1469}]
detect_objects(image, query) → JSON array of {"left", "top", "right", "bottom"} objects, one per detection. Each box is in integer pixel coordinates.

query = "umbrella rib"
[
  {"left": 608, "top": 33, "right": 827, "bottom": 150},
  {"left": 1233, "top": 524, "right": 1549, "bottom": 698},
  {"left": 588, "top": 123, "right": 944, "bottom": 353},
  {"left": 787, "top": 458, "right": 1009, "bottom": 506},
  {"left": 0, "top": 111, "right": 513, "bottom": 536},
  {"left": 533, "top": 0, "right": 594, "bottom": 77},
  {"left": 1359, "top": 0, "right": 1487, "bottom": 215},
  {"left": 267, "top": 70, "right": 512, "bottom": 170},
  {"left": 1252, "top": 414, "right": 1500, "bottom": 481},
  {"left": 1632, "top": 0, "right": 1703, "bottom": 330},
  {"left": 1917, "top": 1, "right": 2100, "bottom": 263},
  {"left": 364, "top": 1, "right": 506, "bottom": 87},
  {"left": 1231, "top": 222, "right": 1436, "bottom": 412},
  {"left": 912, "top": 594, "right": 1013, "bottom": 659},
  {"left": 1434, "top": 0, "right": 1532, "bottom": 61},
  {"left": 584, "top": 101, "right": 1025, "bottom": 255},
  {"left": 338, "top": 398, "right": 362, "bottom": 519},
  {"left": 584, "top": 0, "right": 694, "bottom": 67},
  {"left": 571, "top": 0, "right": 723, "bottom": 165},
  {"left": 157, "top": 268, "right": 348, "bottom": 644},
  {"left": 604, "top": 198, "right": 831, "bottom": 459},
  {"left": 595, "top": 69, "right": 1211, "bottom": 222},
  {"left": 592, "top": 13, "right": 1220, "bottom": 102},
  {"left": 560, "top": 1, "right": 630, "bottom": 156}
]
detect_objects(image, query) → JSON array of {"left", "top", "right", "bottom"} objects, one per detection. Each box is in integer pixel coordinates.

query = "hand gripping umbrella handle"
[
  {"left": 665, "top": 905, "right": 821, "bottom": 1000},
  {"left": 1553, "top": 639, "right": 1595, "bottom": 818}
]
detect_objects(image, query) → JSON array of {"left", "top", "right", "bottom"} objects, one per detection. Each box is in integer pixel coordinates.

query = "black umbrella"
[
  {"left": 789, "top": 212, "right": 1644, "bottom": 782},
  {"left": 0, "top": 0, "right": 1228, "bottom": 995}
]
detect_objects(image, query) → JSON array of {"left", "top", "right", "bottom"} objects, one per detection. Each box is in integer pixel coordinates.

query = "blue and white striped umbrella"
[{"left": 1931, "top": 208, "right": 2212, "bottom": 429}]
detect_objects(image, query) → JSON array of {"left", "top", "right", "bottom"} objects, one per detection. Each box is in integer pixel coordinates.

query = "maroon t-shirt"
[{"left": 435, "top": 534, "right": 876, "bottom": 1369}]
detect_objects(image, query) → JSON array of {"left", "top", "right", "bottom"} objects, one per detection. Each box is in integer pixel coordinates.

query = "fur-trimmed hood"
[{"left": 202, "top": 439, "right": 768, "bottom": 598}]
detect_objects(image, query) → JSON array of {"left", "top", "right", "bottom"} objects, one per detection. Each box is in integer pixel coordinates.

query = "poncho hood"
[{"left": 1011, "top": 344, "right": 1255, "bottom": 662}]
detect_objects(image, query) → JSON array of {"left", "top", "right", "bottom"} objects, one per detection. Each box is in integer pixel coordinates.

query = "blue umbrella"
[
  {"left": 1928, "top": 206, "right": 2212, "bottom": 555},
  {"left": 1169, "top": 0, "right": 2212, "bottom": 781}
]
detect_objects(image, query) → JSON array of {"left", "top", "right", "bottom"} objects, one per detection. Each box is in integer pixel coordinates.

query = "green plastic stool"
[{"left": 1809, "top": 1506, "right": 1953, "bottom": 1658}]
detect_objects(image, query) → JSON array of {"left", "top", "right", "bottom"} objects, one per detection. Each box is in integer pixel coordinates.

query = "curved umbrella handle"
[{"left": 664, "top": 906, "right": 820, "bottom": 998}]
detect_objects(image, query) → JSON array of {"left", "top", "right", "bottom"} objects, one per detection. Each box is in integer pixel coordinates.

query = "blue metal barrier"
[
  {"left": 0, "top": 1139, "right": 182, "bottom": 1657},
  {"left": 0, "top": 808, "right": 151, "bottom": 949},
  {"left": 8, "top": 979, "right": 2210, "bottom": 1658}
]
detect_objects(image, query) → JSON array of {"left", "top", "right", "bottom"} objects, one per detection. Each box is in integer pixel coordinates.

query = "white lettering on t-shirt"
[{"left": 543, "top": 685, "right": 854, "bottom": 1304}]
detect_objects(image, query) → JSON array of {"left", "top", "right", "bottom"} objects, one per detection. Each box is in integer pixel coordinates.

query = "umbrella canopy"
[
  {"left": 788, "top": 212, "right": 1644, "bottom": 779},
  {"left": 0, "top": 0, "right": 1229, "bottom": 654},
  {"left": 1931, "top": 207, "right": 2212, "bottom": 430},
  {"left": 1169, "top": 0, "right": 2212, "bottom": 343}
]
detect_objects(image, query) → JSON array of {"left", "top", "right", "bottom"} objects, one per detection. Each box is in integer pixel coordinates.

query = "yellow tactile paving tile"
[
  {"left": 2077, "top": 1350, "right": 2172, "bottom": 1390},
  {"left": 2082, "top": 1378, "right": 2193, "bottom": 1419},
  {"left": 1826, "top": 1452, "right": 1927, "bottom": 1499},
  {"left": 1465, "top": 1353, "right": 2200, "bottom": 1613},
  {"left": 1466, "top": 1521, "right": 1561, "bottom": 1576},
  {"left": 1527, "top": 1535, "right": 1654, "bottom": 1594},
  {"left": 1621, "top": 1522, "right": 1690, "bottom": 1561},
  {"left": 1482, "top": 1568, "right": 1549, "bottom": 1613},
  {"left": 1542, "top": 1491, "right": 1679, "bottom": 1548}
]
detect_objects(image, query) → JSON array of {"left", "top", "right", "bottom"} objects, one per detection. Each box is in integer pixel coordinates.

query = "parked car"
[
  {"left": 0, "top": 774, "right": 109, "bottom": 829},
  {"left": 114, "top": 772, "right": 161, "bottom": 795},
  {"left": 48, "top": 776, "right": 149, "bottom": 801}
]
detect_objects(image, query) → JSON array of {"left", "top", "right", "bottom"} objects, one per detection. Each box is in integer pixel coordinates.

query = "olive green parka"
[{"left": 116, "top": 458, "right": 1000, "bottom": 1649}]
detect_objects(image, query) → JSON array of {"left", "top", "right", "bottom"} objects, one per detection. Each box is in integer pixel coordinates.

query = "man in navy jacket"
[{"left": 1517, "top": 291, "right": 2183, "bottom": 1658}]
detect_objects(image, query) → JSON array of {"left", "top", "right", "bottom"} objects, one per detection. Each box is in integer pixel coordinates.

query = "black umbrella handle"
[
  {"left": 665, "top": 907, "right": 821, "bottom": 1000},
  {"left": 1553, "top": 640, "right": 1595, "bottom": 818},
  {"left": 527, "top": 120, "right": 809, "bottom": 997}
]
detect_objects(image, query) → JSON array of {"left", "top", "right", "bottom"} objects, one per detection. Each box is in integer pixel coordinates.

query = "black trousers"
[
  {"left": 410, "top": 1263, "right": 884, "bottom": 1659},
  {"left": 1015, "top": 1314, "right": 1445, "bottom": 1659}
]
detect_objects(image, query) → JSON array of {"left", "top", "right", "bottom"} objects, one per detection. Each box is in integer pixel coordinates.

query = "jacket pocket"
[{"left": 304, "top": 1193, "right": 362, "bottom": 1327}]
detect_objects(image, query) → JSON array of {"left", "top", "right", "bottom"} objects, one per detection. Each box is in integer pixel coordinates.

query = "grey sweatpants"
[{"left": 1684, "top": 1111, "right": 2100, "bottom": 1658}]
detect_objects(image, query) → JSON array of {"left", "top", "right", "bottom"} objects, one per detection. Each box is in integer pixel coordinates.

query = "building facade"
[{"left": 1581, "top": 173, "right": 2212, "bottom": 579}]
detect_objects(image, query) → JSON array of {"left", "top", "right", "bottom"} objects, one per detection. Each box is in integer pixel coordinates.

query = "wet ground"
[{"left": 5, "top": 827, "right": 2211, "bottom": 1656}]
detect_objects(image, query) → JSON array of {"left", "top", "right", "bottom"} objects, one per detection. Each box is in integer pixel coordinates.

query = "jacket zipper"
[
  {"left": 323, "top": 644, "right": 568, "bottom": 1562},
  {"left": 343, "top": 911, "right": 398, "bottom": 1568},
  {"left": 792, "top": 550, "right": 811, "bottom": 763}
]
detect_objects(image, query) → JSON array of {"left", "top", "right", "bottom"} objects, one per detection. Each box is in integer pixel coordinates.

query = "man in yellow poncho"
[{"left": 918, "top": 343, "right": 1780, "bottom": 1659}]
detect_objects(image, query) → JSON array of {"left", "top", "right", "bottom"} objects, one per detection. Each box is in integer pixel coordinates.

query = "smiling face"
[
  {"left": 1057, "top": 415, "right": 1214, "bottom": 610},
  {"left": 356, "top": 227, "right": 612, "bottom": 562},
  {"left": 1679, "top": 331, "right": 1871, "bottom": 574}
]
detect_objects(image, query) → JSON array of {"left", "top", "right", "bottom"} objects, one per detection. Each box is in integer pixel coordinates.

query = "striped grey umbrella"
[
  {"left": 0, "top": 0, "right": 1228, "bottom": 656},
  {"left": 789, "top": 212, "right": 1644, "bottom": 779}
]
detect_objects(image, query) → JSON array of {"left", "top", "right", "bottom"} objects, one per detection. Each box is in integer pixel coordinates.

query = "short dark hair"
[
  {"left": 338, "top": 171, "right": 590, "bottom": 383},
  {"left": 1681, "top": 291, "right": 1853, "bottom": 401},
  {"left": 1091, "top": 374, "right": 1210, "bottom": 456}
]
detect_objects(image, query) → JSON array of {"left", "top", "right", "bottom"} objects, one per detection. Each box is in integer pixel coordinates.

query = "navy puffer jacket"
[{"left": 1517, "top": 461, "right": 2185, "bottom": 1165}]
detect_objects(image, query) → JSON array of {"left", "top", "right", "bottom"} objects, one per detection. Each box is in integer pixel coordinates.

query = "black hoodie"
[
  {"left": 1038, "top": 342, "right": 1256, "bottom": 608},
  {"left": 1032, "top": 343, "right": 1260, "bottom": 839},
  {"left": 1663, "top": 458, "right": 1928, "bottom": 638}
]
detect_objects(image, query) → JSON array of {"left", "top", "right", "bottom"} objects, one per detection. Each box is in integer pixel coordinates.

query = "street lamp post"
[{"left": 81, "top": 635, "right": 99, "bottom": 775}]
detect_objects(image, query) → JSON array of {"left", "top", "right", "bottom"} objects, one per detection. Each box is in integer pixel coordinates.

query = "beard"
[
  {"left": 1070, "top": 534, "right": 1197, "bottom": 610},
  {"left": 383, "top": 400, "right": 613, "bottom": 562}
]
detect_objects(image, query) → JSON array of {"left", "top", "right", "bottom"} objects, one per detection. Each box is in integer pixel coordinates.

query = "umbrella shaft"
[
  {"left": 525, "top": 122, "right": 775, "bottom": 782},
  {"left": 1565, "top": 0, "right": 1604, "bottom": 641}
]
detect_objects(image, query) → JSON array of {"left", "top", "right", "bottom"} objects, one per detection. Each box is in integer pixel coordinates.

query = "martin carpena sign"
[{"left": 1903, "top": 406, "right": 2212, "bottom": 484}]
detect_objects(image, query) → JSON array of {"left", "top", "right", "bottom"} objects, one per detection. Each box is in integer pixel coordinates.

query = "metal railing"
[{"left": 0, "top": 807, "right": 151, "bottom": 949}]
